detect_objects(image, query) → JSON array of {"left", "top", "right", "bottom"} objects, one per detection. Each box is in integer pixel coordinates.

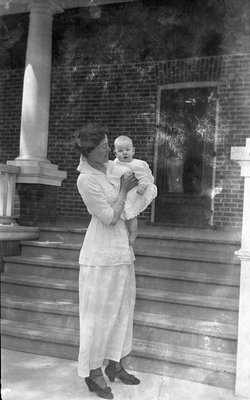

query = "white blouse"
[{"left": 77, "top": 157, "right": 135, "bottom": 267}]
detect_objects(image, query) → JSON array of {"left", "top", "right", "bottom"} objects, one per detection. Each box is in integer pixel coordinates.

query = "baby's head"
[{"left": 114, "top": 135, "right": 135, "bottom": 163}]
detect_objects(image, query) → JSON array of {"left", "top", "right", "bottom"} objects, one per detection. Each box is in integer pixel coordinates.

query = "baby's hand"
[{"left": 137, "top": 184, "right": 147, "bottom": 195}]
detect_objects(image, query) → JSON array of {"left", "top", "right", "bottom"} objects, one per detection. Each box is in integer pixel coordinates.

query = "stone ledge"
[
  {"left": 0, "top": 225, "right": 39, "bottom": 241},
  {"left": 7, "top": 161, "right": 67, "bottom": 187}
]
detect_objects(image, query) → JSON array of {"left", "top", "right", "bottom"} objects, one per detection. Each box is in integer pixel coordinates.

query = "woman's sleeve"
[{"left": 77, "top": 175, "right": 114, "bottom": 225}]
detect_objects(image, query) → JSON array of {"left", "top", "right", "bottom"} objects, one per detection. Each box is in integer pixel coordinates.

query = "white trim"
[
  {"left": 150, "top": 86, "right": 162, "bottom": 223},
  {"left": 159, "top": 81, "right": 218, "bottom": 90},
  {"left": 153, "top": 82, "right": 219, "bottom": 226},
  {"left": 210, "top": 89, "right": 220, "bottom": 226}
]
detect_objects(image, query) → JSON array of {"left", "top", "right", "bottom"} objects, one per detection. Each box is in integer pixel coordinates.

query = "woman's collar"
[{"left": 77, "top": 155, "right": 110, "bottom": 175}]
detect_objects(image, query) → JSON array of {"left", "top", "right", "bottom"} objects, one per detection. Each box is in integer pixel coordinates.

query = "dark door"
[{"left": 154, "top": 85, "right": 217, "bottom": 227}]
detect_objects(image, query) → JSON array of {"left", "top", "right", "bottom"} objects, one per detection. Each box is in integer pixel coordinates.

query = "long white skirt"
[{"left": 78, "top": 262, "right": 136, "bottom": 378}]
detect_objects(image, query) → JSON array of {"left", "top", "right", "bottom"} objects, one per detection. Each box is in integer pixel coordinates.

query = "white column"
[
  {"left": 8, "top": 0, "right": 66, "bottom": 186},
  {"left": 19, "top": 1, "right": 55, "bottom": 162},
  {"left": 231, "top": 138, "right": 250, "bottom": 399}
]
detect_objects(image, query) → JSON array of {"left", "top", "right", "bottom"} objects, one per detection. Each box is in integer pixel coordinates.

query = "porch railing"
[{"left": 0, "top": 163, "right": 20, "bottom": 225}]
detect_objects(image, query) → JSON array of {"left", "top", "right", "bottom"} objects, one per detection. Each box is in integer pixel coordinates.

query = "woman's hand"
[
  {"left": 120, "top": 173, "right": 139, "bottom": 193},
  {"left": 110, "top": 173, "right": 138, "bottom": 226}
]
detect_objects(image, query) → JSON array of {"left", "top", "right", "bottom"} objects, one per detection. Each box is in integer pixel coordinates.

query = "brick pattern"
[
  {"left": 155, "top": 56, "right": 224, "bottom": 85},
  {"left": 213, "top": 54, "right": 249, "bottom": 228},
  {"left": 0, "top": 69, "right": 23, "bottom": 161},
  {"left": 1, "top": 54, "right": 250, "bottom": 228},
  {"left": 48, "top": 63, "right": 157, "bottom": 220},
  {"left": 16, "top": 184, "right": 58, "bottom": 226}
]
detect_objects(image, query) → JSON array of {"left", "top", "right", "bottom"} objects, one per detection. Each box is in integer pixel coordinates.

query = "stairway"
[{"left": 1, "top": 224, "right": 240, "bottom": 389}]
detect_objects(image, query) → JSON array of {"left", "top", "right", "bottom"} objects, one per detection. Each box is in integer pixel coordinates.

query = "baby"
[{"left": 113, "top": 135, "right": 157, "bottom": 245}]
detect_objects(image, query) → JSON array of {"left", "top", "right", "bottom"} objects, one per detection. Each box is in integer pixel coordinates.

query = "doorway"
[{"left": 153, "top": 82, "right": 218, "bottom": 228}]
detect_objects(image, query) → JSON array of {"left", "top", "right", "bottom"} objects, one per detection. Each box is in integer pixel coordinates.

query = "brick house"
[
  {"left": 1, "top": 55, "right": 249, "bottom": 229},
  {"left": 0, "top": 0, "right": 250, "bottom": 398}
]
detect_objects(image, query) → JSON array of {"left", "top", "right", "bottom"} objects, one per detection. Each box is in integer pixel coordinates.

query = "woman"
[{"left": 74, "top": 123, "right": 140, "bottom": 400}]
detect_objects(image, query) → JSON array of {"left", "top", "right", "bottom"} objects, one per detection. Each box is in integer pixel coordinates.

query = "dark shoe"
[
  {"left": 105, "top": 363, "right": 140, "bottom": 385},
  {"left": 85, "top": 377, "right": 114, "bottom": 399}
]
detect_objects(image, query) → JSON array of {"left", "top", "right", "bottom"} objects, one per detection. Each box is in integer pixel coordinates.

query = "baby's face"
[{"left": 114, "top": 140, "right": 135, "bottom": 162}]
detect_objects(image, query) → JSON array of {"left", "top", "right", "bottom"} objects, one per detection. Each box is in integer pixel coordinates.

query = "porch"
[
  {"left": 1, "top": 141, "right": 249, "bottom": 397},
  {"left": 1, "top": 348, "right": 246, "bottom": 400},
  {"left": 1, "top": 217, "right": 241, "bottom": 391}
]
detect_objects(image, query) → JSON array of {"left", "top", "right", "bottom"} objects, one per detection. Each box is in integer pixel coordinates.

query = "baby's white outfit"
[{"left": 113, "top": 158, "right": 157, "bottom": 219}]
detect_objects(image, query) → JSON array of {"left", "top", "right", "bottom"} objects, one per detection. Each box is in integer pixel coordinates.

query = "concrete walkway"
[{"left": 1, "top": 349, "right": 245, "bottom": 400}]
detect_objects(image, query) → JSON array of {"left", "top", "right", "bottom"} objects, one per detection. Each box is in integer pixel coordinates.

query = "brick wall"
[
  {"left": 1, "top": 53, "right": 250, "bottom": 228},
  {"left": 48, "top": 63, "right": 157, "bottom": 220},
  {"left": 213, "top": 55, "right": 249, "bottom": 228},
  {"left": 0, "top": 69, "right": 22, "bottom": 161}
]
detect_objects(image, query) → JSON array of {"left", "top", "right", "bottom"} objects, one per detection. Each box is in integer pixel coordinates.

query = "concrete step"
[
  {"left": 135, "top": 253, "right": 240, "bottom": 276},
  {"left": 1, "top": 319, "right": 79, "bottom": 360},
  {"left": 133, "top": 311, "right": 237, "bottom": 340},
  {"left": 39, "top": 227, "right": 87, "bottom": 244},
  {"left": 133, "top": 312, "right": 237, "bottom": 354},
  {"left": 3, "top": 256, "right": 80, "bottom": 281},
  {"left": 1, "top": 295, "right": 79, "bottom": 330},
  {"left": 1, "top": 226, "right": 240, "bottom": 390},
  {"left": 136, "top": 287, "right": 239, "bottom": 311},
  {"left": 39, "top": 226, "right": 240, "bottom": 255},
  {"left": 135, "top": 246, "right": 240, "bottom": 266},
  {"left": 125, "top": 354, "right": 235, "bottom": 390},
  {"left": 2, "top": 295, "right": 237, "bottom": 354},
  {"left": 1, "top": 319, "right": 236, "bottom": 374},
  {"left": 135, "top": 265, "right": 239, "bottom": 297},
  {"left": 1, "top": 294, "right": 237, "bottom": 338},
  {"left": 132, "top": 338, "right": 236, "bottom": 374},
  {"left": 136, "top": 287, "right": 238, "bottom": 324},
  {"left": 134, "top": 234, "right": 240, "bottom": 255},
  {"left": 20, "top": 241, "right": 81, "bottom": 260},
  {"left": 127, "top": 340, "right": 236, "bottom": 389},
  {"left": 1, "top": 295, "right": 79, "bottom": 329},
  {"left": 19, "top": 240, "right": 240, "bottom": 270},
  {"left": 1, "top": 295, "right": 238, "bottom": 340},
  {"left": 1, "top": 273, "right": 238, "bottom": 324},
  {"left": 136, "top": 264, "right": 239, "bottom": 287},
  {"left": 3, "top": 256, "right": 240, "bottom": 298},
  {"left": 1, "top": 274, "right": 79, "bottom": 302}
]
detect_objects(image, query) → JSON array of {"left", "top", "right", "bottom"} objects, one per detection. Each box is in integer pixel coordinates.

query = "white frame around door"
[{"left": 151, "top": 81, "right": 219, "bottom": 226}]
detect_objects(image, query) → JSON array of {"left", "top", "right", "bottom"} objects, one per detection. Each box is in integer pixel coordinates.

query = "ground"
[{"left": 1, "top": 349, "right": 246, "bottom": 400}]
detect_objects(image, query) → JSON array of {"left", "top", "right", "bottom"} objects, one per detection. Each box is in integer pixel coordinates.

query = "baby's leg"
[{"left": 126, "top": 217, "right": 138, "bottom": 246}]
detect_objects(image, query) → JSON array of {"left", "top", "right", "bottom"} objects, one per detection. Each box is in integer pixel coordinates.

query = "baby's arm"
[
  {"left": 137, "top": 184, "right": 148, "bottom": 195},
  {"left": 133, "top": 161, "right": 155, "bottom": 194}
]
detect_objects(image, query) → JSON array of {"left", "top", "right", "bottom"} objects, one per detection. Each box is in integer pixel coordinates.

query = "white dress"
[
  {"left": 77, "top": 157, "right": 136, "bottom": 378},
  {"left": 114, "top": 158, "right": 158, "bottom": 219}
]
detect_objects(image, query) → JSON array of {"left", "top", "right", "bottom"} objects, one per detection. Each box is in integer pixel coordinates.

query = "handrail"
[{"left": 0, "top": 163, "right": 20, "bottom": 225}]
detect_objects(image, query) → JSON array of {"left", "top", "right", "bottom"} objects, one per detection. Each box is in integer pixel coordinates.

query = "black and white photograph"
[{"left": 0, "top": 0, "right": 250, "bottom": 399}]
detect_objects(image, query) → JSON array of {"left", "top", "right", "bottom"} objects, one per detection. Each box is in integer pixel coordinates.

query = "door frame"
[{"left": 151, "top": 81, "right": 219, "bottom": 226}]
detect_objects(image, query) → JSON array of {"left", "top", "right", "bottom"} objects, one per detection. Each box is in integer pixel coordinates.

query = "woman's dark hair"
[{"left": 74, "top": 123, "right": 109, "bottom": 157}]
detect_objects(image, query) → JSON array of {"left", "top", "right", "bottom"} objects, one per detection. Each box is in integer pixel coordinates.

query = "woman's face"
[{"left": 88, "top": 134, "right": 110, "bottom": 164}]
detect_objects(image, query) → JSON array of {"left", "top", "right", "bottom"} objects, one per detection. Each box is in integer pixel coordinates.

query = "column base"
[
  {"left": 0, "top": 216, "right": 19, "bottom": 225},
  {"left": 7, "top": 160, "right": 67, "bottom": 186},
  {"left": 16, "top": 183, "right": 59, "bottom": 226}
]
